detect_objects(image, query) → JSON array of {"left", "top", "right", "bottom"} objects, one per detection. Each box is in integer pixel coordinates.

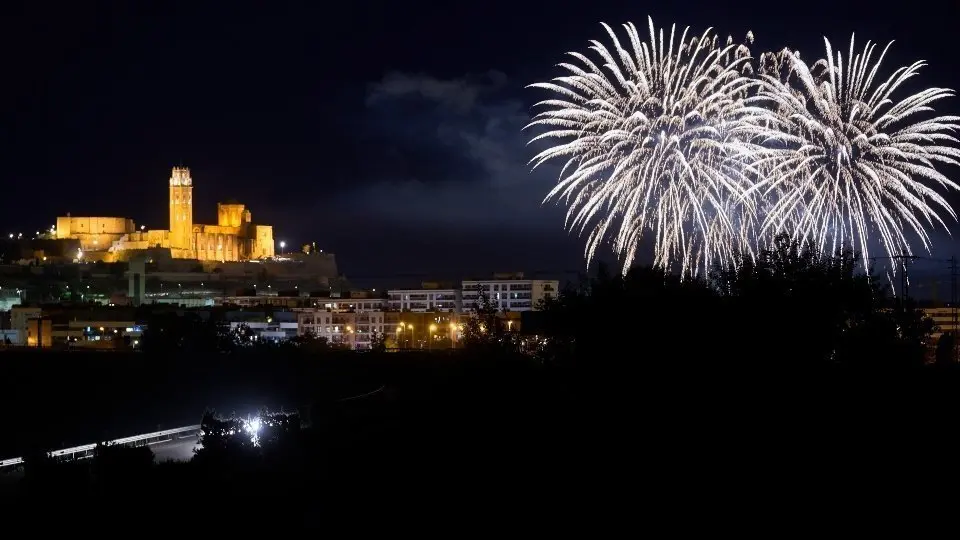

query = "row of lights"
[
  {"left": 8, "top": 231, "right": 324, "bottom": 270},
  {"left": 7, "top": 225, "right": 58, "bottom": 239},
  {"left": 396, "top": 321, "right": 463, "bottom": 335},
  {"left": 277, "top": 241, "right": 325, "bottom": 255},
  {"left": 8, "top": 231, "right": 306, "bottom": 256}
]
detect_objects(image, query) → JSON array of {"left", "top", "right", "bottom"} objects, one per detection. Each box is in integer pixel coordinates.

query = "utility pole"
[
  {"left": 892, "top": 255, "right": 919, "bottom": 298},
  {"left": 951, "top": 256, "right": 958, "bottom": 362}
]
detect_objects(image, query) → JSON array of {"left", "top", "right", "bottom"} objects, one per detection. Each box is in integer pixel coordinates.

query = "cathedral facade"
[{"left": 56, "top": 167, "right": 275, "bottom": 262}]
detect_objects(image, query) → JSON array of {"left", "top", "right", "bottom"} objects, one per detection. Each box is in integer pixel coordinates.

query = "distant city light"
[{"left": 243, "top": 416, "right": 263, "bottom": 446}]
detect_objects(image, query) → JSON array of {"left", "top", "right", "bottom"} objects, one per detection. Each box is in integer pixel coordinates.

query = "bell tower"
[{"left": 169, "top": 166, "right": 194, "bottom": 251}]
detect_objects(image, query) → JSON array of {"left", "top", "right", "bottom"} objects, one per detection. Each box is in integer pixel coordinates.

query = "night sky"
[{"left": 2, "top": 0, "right": 958, "bottom": 288}]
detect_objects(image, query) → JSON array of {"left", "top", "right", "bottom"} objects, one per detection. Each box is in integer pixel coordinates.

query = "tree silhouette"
[
  {"left": 712, "top": 235, "right": 936, "bottom": 367},
  {"left": 531, "top": 262, "right": 715, "bottom": 369},
  {"left": 533, "top": 236, "right": 936, "bottom": 369},
  {"left": 287, "top": 332, "right": 330, "bottom": 353},
  {"left": 140, "top": 312, "right": 235, "bottom": 354},
  {"left": 936, "top": 332, "right": 955, "bottom": 366},
  {"left": 369, "top": 330, "right": 387, "bottom": 352},
  {"left": 194, "top": 409, "right": 301, "bottom": 469},
  {"left": 91, "top": 442, "right": 154, "bottom": 490},
  {"left": 462, "top": 286, "right": 518, "bottom": 354}
]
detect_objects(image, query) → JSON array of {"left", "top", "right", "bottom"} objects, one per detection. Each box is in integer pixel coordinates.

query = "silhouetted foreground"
[
  {"left": 0, "top": 349, "right": 386, "bottom": 458},
  {"left": 7, "top": 351, "right": 960, "bottom": 516},
  {"left": 6, "top": 238, "right": 960, "bottom": 524}
]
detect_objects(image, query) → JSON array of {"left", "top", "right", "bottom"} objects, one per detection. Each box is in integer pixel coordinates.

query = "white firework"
[
  {"left": 526, "top": 17, "right": 772, "bottom": 276},
  {"left": 751, "top": 36, "right": 960, "bottom": 270}
]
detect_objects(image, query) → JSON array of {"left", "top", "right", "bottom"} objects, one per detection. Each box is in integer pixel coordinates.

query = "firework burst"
[
  {"left": 526, "top": 17, "right": 773, "bottom": 276},
  {"left": 750, "top": 36, "right": 960, "bottom": 270}
]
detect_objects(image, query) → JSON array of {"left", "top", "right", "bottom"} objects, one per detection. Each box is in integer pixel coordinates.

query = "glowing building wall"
[
  {"left": 217, "top": 203, "right": 247, "bottom": 228},
  {"left": 169, "top": 167, "right": 193, "bottom": 251},
  {"left": 56, "top": 166, "right": 277, "bottom": 263},
  {"left": 55, "top": 216, "right": 135, "bottom": 251}
]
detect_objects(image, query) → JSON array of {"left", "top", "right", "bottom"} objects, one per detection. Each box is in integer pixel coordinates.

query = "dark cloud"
[
  {"left": 336, "top": 70, "right": 566, "bottom": 231},
  {"left": 365, "top": 70, "right": 508, "bottom": 112}
]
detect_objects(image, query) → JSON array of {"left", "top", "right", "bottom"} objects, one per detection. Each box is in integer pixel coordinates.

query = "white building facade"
[
  {"left": 296, "top": 309, "right": 389, "bottom": 350},
  {"left": 460, "top": 279, "right": 558, "bottom": 312},
  {"left": 387, "top": 289, "right": 459, "bottom": 312},
  {"left": 316, "top": 298, "right": 385, "bottom": 312}
]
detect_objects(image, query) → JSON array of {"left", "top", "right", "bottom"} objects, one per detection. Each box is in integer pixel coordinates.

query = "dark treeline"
[
  {"left": 533, "top": 235, "right": 936, "bottom": 371},
  {"left": 4, "top": 236, "right": 960, "bottom": 521}
]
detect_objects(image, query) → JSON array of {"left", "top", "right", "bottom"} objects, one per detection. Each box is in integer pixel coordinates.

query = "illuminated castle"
[{"left": 56, "top": 167, "right": 275, "bottom": 262}]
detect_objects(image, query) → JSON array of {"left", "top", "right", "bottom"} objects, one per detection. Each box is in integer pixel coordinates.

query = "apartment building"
[
  {"left": 297, "top": 309, "right": 389, "bottom": 350},
  {"left": 296, "top": 308, "right": 470, "bottom": 350},
  {"left": 11, "top": 305, "right": 142, "bottom": 348},
  {"left": 461, "top": 274, "right": 558, "bottom": 312},
  {"left": 923, "top": 306, "right": 959, "bottom": 352},
  {"left": 387, "top": 287, "right": 459, "bottom": 312},
  {"left": 226, "top": 310, "right": 299, "bottom": 342},
  {"left": 386, "top": 275, "right": 558, "bottom": 313},
  {"left": 315, "top": 297, "right": 385, "bottom": 312}
]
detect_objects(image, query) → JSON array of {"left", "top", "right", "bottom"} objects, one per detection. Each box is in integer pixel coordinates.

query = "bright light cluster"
[
  {"left": 207, "top": 415, "right": 271, "bottom": 446},
  {"left": 241, "top": 415, "right": 270, "bottom": 446},
  {"left": 198, "top": 409, "right": 299, "bottom": 454},
  {"left": 528, "top": 17, "right": 960, "bottom": 276}
]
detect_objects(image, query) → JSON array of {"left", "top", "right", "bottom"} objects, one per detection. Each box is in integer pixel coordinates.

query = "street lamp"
[{"left": 279, "top": 241, "right": 286, "bottom": 255}]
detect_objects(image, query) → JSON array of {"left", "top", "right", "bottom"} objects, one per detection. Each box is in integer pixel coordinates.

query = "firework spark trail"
[
  {"left": 748, "top": 35, "right": 960, "bottom": 272},
  {"left": 528, "top": 19, "right": 960, "bottom": 278},
  {"left": 525, "top": 17, "right": 775, "bottom": 276}
]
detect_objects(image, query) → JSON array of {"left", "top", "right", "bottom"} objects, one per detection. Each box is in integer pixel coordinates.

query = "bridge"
[{"left": 0, "top": 424, "right": 202, "bottom": 469}]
